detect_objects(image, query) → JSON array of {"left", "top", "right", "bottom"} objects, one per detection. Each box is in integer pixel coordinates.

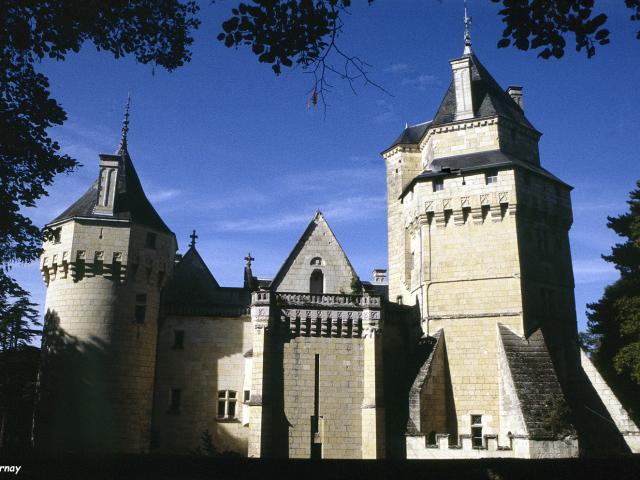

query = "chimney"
[
  {"left": 450, "top": 57, "right": 474, "bottom": 121},
  {"left": 507, "top": 85, "right": 524, "bottom": 110},
  {"left": 372, "top": 268, "right": 387, "bottom": 285},
  {"left": 93, "top": 154, "right": 121, "bottom": 216}
]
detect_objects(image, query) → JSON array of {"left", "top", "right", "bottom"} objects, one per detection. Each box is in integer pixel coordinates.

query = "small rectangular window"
[
  {"left": 486, "top": 172, "right": 498, "bottom": 185},
  {"left": 217, "top": 390, "right": 238, "bottom": 419},
  {"left": 145, "top": 232, "right": 157, "bottom": 249},
  {"left": 51, "top": 228, "right": 61, "bottom": 244},
  {"left": 173, "top": 330, "right": 184, "bottom": 349},
  {"left": 169, "top": 388, "right": 182, "bottom": 414},
  {"left": 433, "top": 180, "right": 444, "bottom": 192},
  {"left": 471, "top": 415, "right": 483, "bottom": 448},
  {"left": 244, "top": 390, "right": 251, "bottom": 403},
  {"left": 135, "top": 294, "right": 147, "bottom": 324}
]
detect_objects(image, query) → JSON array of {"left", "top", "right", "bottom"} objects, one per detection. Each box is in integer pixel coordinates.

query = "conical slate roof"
[{"left": 48, "top": 147, "right": 172, "bottom": 234}]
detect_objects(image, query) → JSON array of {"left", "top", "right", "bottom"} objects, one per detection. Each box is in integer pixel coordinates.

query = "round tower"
[{"left": 34, "top": 102, "right": 176, "bottom": 453}]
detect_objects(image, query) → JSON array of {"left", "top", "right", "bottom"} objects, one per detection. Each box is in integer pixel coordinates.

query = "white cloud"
[
  {"left": 373, "top": 99, "right": 398, "bottom": 124},
  {"left": 147, "top": 188, "right": 181, "bottom": 203},
  {"left": 212, "top": 195, "right": 386, "bottom": 233},
  {"left": 572, "top": 258, "right": 618, "bottom": 284},
  {"left": 385, "top": 63, "right": 415, "bottom": 74},
  {"left": 401, "top": 74, "right": 438, "bottom": 91}
]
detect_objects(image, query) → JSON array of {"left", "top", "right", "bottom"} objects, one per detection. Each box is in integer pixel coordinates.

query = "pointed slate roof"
[
  {"left": 384, "top": 52, "right": 537, "bottom": 153},
  {"left": 48, "top": 148, "right": 172, "bottom": 234},
  {"left": 163, "top": 245, "right": 250, "bottom": 317},
  {"left": 269, "top": 211, "right": 359, "bottom": 292},
  {"left": 432, "top": 53, "right": 536, "bottom": 131}
]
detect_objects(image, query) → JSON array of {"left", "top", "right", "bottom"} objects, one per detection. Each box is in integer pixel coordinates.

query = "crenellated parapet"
[{"left": 41, "top": 247, "right": 129, "bottom": 284}]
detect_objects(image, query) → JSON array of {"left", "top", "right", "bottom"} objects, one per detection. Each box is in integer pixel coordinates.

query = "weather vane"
[{"left": 464, "top": 0, "right": 472, "bottom": 54}]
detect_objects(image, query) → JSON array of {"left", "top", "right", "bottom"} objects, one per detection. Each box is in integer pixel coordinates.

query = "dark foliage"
[
  {"left": 0, "top": 346, "right": 40, "bottom": 451},
  {"left": 587, "top": 179, "right": 640, "bottom": 422}
]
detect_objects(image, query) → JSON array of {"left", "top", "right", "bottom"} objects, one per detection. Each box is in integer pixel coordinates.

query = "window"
[
  {"left": 471, "top": 415, "right": 483, "bottom": 448},
  {"left": 169, "top": 388, "right": 182, "bottom": 414},
  {"left": 244, "top": 390, "right": 251, "bottom": 403},
  {"left": 486, "top": 172, "right": 498, "bottom": 185},
  {"left": 145, "top": 232, "right": 157, "bottom": 249},
  {"left": 396, "top": 296, "right": 403, "bottom": 305},
  {"left": 51, "top": 227, "right": 61, "bottom": 244},
  {"left": 310, "top": 257, "right": 322, "bottom": 266},
  {"left": 433, "top": 180, "right": 444, "bottom": 192},
  {"left": 173, "top": 330, "right": 184, "bottom": 349},
  {"left": 309, "top": 269, "right": 324, "bottom": 294},
  {"left": 135, "top": 294, "right": 147, "bottom": 324},
  {"left": 217, "top": 390, "right": 237, "bottom": 419}
]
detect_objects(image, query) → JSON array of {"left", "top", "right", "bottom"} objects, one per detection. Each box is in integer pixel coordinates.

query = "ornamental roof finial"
[
  {"left": 463, "top": 0, "right": 472, "bottom": 55},
  {"left": 189, "top": 229, "right": 198, "bottom": 248},
  {"left": 117, "top": 94, "right": 131, "bottom": 154}
]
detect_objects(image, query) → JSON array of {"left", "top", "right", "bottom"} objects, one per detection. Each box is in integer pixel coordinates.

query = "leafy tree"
[
  {"left": 0, "top": 279, "right": 39, "bottom": 352},
  {"left": 586, "top": 179, "right": 640, "bottom": 421},
  {"left": 0, "top": 1, "right": 201, "bottom": 318}
]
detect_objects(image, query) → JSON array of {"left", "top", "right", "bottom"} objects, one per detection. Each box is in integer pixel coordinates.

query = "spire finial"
[
  {"left": 189, "top": 229, "right": 198, "bottom": 248},
  {"left": 244, "top": 252, "right": 255, "bottom": 268},
  {"left": 117, "top": 94, "right": 131, "bottom": 154},
  {"left": 463, "top": 0, "right": 472, "bottom": 54}
]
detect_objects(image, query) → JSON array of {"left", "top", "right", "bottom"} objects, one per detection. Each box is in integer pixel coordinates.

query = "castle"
[{"left": 34, "top": 34, "right": 640, "bottom": 459}]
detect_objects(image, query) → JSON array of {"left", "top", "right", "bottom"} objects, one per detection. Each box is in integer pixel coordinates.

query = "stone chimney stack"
[
  {"left": 450, "top": 57, "right": 474, "bottom": 121},
  {"left": 372, "top": 268, "right": 387, "bottom": 285},
  {"left": 507, "top": 85, "right": 524, "bottom": 110},
  {"left": 93, "top": 154, "right": 121, "bottom": 216}
]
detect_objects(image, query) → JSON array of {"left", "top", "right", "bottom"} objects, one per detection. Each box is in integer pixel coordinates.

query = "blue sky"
[{"left": 10, "top": 1, "right": 640, "bottom": 332}]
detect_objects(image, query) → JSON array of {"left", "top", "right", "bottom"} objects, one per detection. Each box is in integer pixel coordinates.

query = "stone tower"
[
  {"left": 383, "top": 33, "right": 639, "bottom": 457},
  {"left": 35, "top": 103, "right": 176, "bottom": 453}
]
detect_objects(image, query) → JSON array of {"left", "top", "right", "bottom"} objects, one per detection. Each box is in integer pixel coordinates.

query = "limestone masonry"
[{"left": 34, "top": 43, "right": 639, "bottom": 459}]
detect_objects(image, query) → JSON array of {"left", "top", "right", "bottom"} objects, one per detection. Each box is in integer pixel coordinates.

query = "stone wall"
[
  {"left": 420, "top": 119, "right": 501, "bottom": 167},
  {"left": 152, "top": 315, "right": 253, "bottom": 455},
  {"left": 282, "top": 336, "right": 365, "bottom": 459}
]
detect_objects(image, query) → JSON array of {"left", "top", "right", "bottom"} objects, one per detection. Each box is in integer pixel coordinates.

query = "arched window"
[
  {"left": 310, "top": 257, "right": 322, "bottom": 266},
  {"left": 309, "top": 269, "right": 324, "bottom": 294}
]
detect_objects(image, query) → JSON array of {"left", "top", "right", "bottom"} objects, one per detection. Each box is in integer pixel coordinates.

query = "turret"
[{"left": 34, "top": 100, "right": 177, "bottom": 453}]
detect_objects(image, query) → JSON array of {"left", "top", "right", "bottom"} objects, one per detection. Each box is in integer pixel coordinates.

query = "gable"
[{"left": 270, "top": 212, "right": 358, "bottom": 294}]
